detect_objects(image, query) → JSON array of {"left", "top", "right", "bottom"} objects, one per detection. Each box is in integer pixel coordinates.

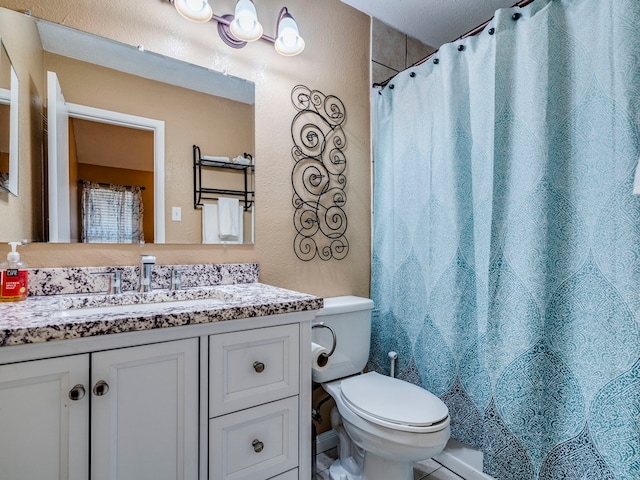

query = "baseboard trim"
[{"left": 435, "top": 440, "right": 495, "bottom": 480}]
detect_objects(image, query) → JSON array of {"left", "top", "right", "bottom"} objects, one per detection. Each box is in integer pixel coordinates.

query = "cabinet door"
[
  {"left": 0, "top": 354, "right": 89, "bottom": 480},
  {"left": 91, "top": 339, "right": 199, "bottom": 480}
]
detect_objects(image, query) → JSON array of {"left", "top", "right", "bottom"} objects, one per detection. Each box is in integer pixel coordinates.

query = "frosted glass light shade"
[
  {"left": 275, "top": 13, "right": 305, "bottom": 56},
  {"left": 174, "top": 0, "right": 213, "bottom": 23},
  {"left": 229, "top": 0, "right": 264, "bottom": 42}
]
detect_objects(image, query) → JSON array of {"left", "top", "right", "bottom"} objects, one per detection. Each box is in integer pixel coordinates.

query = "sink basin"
[
  {"left": 55, "top": 286, "right": 237, "bottom": 317},
  {"left": 55, "top": 296, "right": 228, "bottom": 318}
]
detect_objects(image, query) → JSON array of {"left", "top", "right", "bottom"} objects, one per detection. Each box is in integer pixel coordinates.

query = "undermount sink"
[
  {"left": 55, "top": 296, "right": 229, "bottom": 318},
  {"left": 55, "top": 286, "right": 236, "bottom": 317}
]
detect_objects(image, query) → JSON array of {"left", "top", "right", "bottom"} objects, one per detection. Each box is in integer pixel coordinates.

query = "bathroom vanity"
[{"left": 0, "top": 263, "right": 321, "bottom": 480}]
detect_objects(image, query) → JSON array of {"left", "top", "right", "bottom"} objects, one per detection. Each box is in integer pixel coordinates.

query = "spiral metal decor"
[{"left": 291, "top": 85, "right": 349, "bottom": 261}]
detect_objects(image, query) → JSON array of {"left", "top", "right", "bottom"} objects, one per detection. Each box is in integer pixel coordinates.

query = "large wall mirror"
[
  {"left": 0, "top": 9, "right": 255, "bottom": 245},
  {"left": 0, "top": 38, "right": 19, "bottom": 196}
]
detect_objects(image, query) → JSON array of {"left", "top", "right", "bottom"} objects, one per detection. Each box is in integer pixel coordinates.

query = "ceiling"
[{"left": 341, "top": 0, "right": 516, "bottom": 48}]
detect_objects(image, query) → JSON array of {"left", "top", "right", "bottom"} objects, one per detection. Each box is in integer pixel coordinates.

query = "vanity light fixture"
[
  {"left": 173, "top": 0, "right": 213, "bottom": 23},
  {"left": 274, "top": 8, "right": 305, "bottom": 56},
  {"left": 170, "top": 0, "right": 305, "bottom": 56},
  {"left": 229, "top": 0, "right": 263, "bottom": 42}
]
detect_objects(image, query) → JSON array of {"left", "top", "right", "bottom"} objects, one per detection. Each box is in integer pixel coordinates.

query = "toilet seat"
[{"left": 339, "top": 372, "right": 449, "bottom": 433}]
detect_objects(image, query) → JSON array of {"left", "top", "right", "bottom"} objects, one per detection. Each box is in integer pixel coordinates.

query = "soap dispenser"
[{"left": 0, "top": 242, "right": 28, "bottom": 302}]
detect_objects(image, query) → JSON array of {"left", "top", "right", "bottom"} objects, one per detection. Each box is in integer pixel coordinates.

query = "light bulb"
[
  {"left": 229, "top": 0, "right": 263, "bottom": 42},
  {"left": 174, "top": 0, "right": 213, "bottom": 23},
  {"left": 281, "top": 27, "right": 297, "bottom": 47},
  {"left": 275, "top": 13, "right": 304, "bottom": 56}
]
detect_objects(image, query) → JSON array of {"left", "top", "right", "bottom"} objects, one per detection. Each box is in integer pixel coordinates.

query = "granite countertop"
[{"left": 0, "top": 283, "right": 323, "bottom": 347}]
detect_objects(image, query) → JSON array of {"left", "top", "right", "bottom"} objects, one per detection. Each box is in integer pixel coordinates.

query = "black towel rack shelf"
[{"left": 193, "top": 144, "right": 254, "bottom": 210}]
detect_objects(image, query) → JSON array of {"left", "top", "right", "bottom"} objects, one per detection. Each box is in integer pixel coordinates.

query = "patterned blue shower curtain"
[{"left": 371, "top": 0, "right": 640, "bottom": 478}]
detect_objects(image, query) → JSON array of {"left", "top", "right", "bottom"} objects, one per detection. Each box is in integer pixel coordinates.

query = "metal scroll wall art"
[{"left": 290, "top": 85, "right": 349, "bottom": 261}]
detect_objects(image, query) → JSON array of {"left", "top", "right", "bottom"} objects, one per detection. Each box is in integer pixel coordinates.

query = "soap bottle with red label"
[{"left": 0, "top": 242, "right": 28, "bottom": 302}]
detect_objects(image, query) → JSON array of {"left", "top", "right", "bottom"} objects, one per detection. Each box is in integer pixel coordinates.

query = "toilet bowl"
[
  {"left": 313, "top": 297, "right": 451, "bottom": 480},
  {"left": 324, "top": 372, "right": 450, "bottom": 480}
]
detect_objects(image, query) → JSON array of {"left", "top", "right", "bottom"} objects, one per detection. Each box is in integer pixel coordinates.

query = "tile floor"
[{"left": 316, "top": 447, "right": 465, "bottom": 480}]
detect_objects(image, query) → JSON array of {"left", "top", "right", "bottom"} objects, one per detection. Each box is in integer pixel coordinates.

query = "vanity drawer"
[
  {"left": 269, "top": 468, "right": 298, "bottom": 479},
  {"left": 209, "top": 324, "right": 299, "bottom": 416},
  {"left": 209, "top": 397, "right": 299, "bottom": 480}
]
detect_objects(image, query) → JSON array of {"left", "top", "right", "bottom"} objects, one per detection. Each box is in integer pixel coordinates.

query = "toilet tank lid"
[{"left": 315, "top": 296, "right": 374, "bottom": 317}]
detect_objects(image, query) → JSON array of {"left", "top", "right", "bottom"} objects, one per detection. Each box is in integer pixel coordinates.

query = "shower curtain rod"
[
  {"left": 374, "top": 0, "right": 537, "bottom": 88},
  {"left": 79, "top": 180, "right": 146, "bottom": 191}
]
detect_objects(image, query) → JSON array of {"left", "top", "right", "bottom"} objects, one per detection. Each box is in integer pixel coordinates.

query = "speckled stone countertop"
[{"left": 0, "top": 263, "right": 323, "bottom": 347}]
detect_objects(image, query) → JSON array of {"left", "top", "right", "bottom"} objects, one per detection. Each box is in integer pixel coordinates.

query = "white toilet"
[{"left": 313, "top": 296, "right": 450, "bottom": 480}]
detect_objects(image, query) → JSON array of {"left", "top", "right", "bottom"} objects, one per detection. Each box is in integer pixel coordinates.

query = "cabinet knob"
[
  {"left": 69, "top": 384, "right": 86, "bottom": 401},
  {"left": 93, "top": 380, "right": 110, "bottom": 396},
  {"left": 253, "top": 361, "right": 265, "bottom": 373},
  {"left": 252, "top": 439, "right": 264, "bottom": 453}
]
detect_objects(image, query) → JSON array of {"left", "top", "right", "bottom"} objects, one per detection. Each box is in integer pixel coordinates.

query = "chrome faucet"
[{"left": 139, "top": 255, "right": 156, "bottom": 292}]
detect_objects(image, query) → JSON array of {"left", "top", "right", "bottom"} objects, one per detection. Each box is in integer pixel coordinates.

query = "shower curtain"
[{"left": 371, "top": 0, "right": 640, "bottom": 478}]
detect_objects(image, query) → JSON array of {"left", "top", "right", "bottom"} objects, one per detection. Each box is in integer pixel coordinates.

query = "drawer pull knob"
[
  {"left": 253, "top": 361, "right": 265, "bottom": 373},
  {"left": 69, "top": 384, "right": 86, "bottom": 401},
  {"left": 93, "top": 380, "right": 109, "bottom": 396},
  {"left": 252, "top": 439, "right": 264, "bottom": 453}
]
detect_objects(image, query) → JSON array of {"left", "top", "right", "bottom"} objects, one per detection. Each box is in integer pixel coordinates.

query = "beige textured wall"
[{"left": 0, "top": 0, "right": 372, "bottom": 298}]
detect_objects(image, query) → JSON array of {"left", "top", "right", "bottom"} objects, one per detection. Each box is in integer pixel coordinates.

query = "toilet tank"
[{"left": 312, "top": 296, "right": 374, "bottom": 383}]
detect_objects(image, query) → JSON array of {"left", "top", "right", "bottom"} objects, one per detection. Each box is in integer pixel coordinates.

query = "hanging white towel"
[
  {"left": 634, "top": 156, "right": 640, "bottom": 195},
  {"left": 202, "top": 204, "right": 219, "bottom": 244},
  {"left": 218, "top": 197, "right": 239, "bottom": 241},
  {"left": 201, "top": 204, "right": 244, "bottom": 244}
]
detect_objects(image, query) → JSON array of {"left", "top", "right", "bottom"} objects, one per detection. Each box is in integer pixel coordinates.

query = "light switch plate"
[{"left": 172, "top": 206, "right": 181, "bottom": 221}]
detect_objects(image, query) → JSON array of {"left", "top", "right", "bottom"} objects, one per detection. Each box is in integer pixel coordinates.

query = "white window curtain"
[{"left": 80, "top": 181, "right": 144, "bottom": 243}]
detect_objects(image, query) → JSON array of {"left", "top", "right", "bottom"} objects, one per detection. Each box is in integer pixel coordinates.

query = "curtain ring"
[
  {"left": 512, "top": 12, "right": 521, "bottom": 20},
  {"left": 433, "top": 58, "right": 439, "bottom": 64},
  {"left": 488, "top": 27, "right": 495, "bottom": 35},
  {"left": 410, "top": 72, "right": 416, "bottom": 77},
  {"left": 458, "top": 45, "right": 465, "bottom": 52},
  {"left": 389, "top": 84, "right": 395, "bottom": 89}
]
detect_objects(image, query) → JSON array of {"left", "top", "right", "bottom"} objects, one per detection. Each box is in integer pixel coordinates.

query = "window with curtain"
[{"left": 80, "top": 181, "right": 144, "bottom": 243}]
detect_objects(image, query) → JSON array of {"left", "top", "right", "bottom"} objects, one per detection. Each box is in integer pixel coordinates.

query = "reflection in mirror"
[
  {"left": 6, "top": 15, "right": 255, "bottom": 244},
  {"left": 72, "top": 119, "right": 155, "bottom": 244},
  {"left": 0, "top": 40, "right": 18, "bottom": 196},
  {"left": 35, "top": 18, "right": 255, "bottom": 244},
  {"left": 46, "top": 74, "right": 166, "bottom": 243}
]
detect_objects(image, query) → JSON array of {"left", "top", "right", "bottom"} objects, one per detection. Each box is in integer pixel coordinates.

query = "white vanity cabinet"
[
  {"left": 0, "top": 310, "right": 314, "bottom": 480},
  {"left": 0, "top": 338, "right": 199, "bottom": 480},
  {"left": 208, "top": 324, "right": 300, "bottom": 480}
]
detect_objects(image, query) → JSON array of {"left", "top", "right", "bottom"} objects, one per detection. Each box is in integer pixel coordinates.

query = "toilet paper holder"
[{"left": 312, "top": 322, "right": 337, "bottom": 358}]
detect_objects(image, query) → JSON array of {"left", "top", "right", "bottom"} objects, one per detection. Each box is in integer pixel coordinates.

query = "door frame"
[{"left": 66, "top": 103, "right": 166, "bottom": 243}]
